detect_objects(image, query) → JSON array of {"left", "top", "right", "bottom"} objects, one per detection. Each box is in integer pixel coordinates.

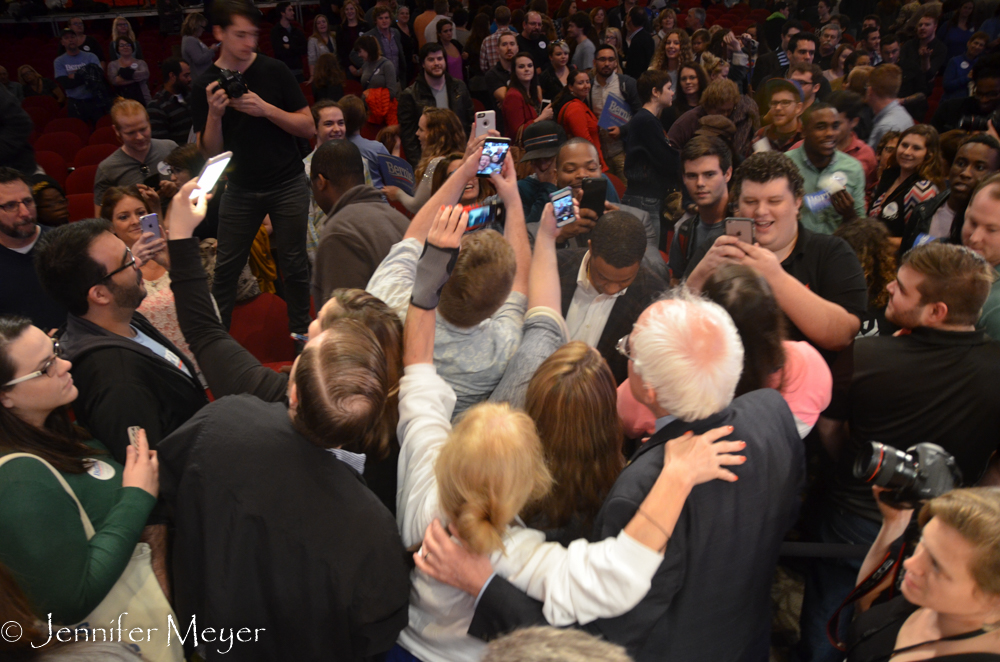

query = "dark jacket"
[
  {"left": 157, "top": 395, "right": 411, "bottom": 661},
  {"left": 0, "top": 84, "right": 36, "bottom": 176},
  {"left": 60, "top": 311, "right": 208, "bottom": 463},
  {"left": 558, "top": 248, "right": 666, "bottom": 384},
  {"left": 904, "top": 188, "right": 964, "bottom": 250},
  {"left": 586, "top": 72, "right": 642, "bottom": 115},
  {"left": 312, "top": 185, "right": 410, "bottom": 306},
  {"left": 398, "top": 73, "right": 475, "bottom": 167},
  {"left": 623, "top": 28, "right": 655, "bottom": 80},
  {"left": 467, "top": 389, "right": 805, "bottom": 662}
]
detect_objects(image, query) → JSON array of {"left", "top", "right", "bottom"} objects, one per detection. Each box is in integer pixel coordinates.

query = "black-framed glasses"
[
  {"left": 0, "top": 197, "right": 36, "bottom": 213},
  {"left": 616, "top": 334, "right": 634, "bottom": 359},
  {"left": 93, "top": 246, "right": 136, "bottom": 287},
  {"left": 4, "top": 339, "right": 63, "bottom": 387}
]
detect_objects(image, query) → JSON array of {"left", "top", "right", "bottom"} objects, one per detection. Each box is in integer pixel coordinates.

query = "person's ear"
[
  {"left": 0, "top": 392, "right": 14, "bottom": 409},
  {"left": 314, "top": 174, "right": 329, "bottom": 192},
  {"left": 849, "top": 116, "right": 859, "bottom": 131},
  {"left": 927, "top": 301, "right": 950, "bottom": 325},
  {"left": 212, "top": 25, "right": 225, "bottom": 42},
  {"left": 724, "top": 166, "right": 733, "bottom": 183},
  {"left": 88, "top": 283, "right": 112, "bottom": 308},
  {"left": 287, "top": 379, "right": 298, "bottom": 412}
]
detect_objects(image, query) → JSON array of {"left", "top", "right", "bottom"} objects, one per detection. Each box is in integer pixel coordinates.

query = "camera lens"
[{"left": 854, "top": 442, "right": 919, "bottom": 490}]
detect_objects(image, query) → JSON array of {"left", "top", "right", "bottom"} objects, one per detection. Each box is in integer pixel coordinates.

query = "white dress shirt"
[{"left": 565, "top": 251, "right": 627, "bottom": 347}]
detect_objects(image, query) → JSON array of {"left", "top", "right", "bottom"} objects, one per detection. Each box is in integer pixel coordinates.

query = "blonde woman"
[
  {"left": 650, "top": 28, "right": 693, "bottom": 90},
  {"left": 395, "top": 189, "right": 747, "bottom": 662},
  {"left": 308, "top": 13, "right": 336, "bottom": 73},
  {"left": 603, "top": 27, "right": 626, "bottom": 73},
  {"left": 110, "top": 16, "right": 143, "bottom": 60},
  {"left": 181, "top": 13, "right": 219, "bottom": 81}
]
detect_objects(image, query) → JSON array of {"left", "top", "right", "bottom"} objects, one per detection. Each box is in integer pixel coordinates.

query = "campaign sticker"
[
  {"left": 86, "top": 459, "right": 117, "bottom": 481},
  {"left": 883, "top": 201, "right": 899, "bottom": 219}
]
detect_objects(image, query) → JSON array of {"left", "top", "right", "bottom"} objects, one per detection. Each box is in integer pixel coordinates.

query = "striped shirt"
[{"left": 147, "top": 89, "right": 192, "bottom": 146}]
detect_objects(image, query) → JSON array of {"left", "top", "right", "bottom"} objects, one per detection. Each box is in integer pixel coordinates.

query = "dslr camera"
[
  {"left": 958, "top": 109, "right": 1000, "bottom": 132},
  {"left": 854, "top": 442, "right": 962, "bottom": 509},
  {"left": 216, "top": 69, "right": 249, "bottom": 99}
]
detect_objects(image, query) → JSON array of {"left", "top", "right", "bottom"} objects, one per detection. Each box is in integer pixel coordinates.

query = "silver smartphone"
[
  {"left": 189, "top": 151, "right": 232, "bottom": 200},
  {"left": 725, "top": 217, "right": 756, "bottom": 244},
  {"left": 475, "top": 110, "right": 496, "bottom": 138},
  {"left": 139, "top": 213, "right": 160, "bottom": 238}
]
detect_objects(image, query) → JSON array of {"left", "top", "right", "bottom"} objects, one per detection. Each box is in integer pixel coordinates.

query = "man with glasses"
[
  {"left": 0, "top": 168, "right": 66, "bottom": 330},
  {"left": 588, "top": 44, "right": 642, "bottom": 186},
  {"left": 517, "top": 11, "right": 549, "bottom": 72},
  {"left": 34, "top": 218, "right": 208, "bottom": 462},
  {"left": 752, "top": 78, "right": 804, "bottom": 153},
  {"left": 932, "top": 54, "right": 1000, "bottom": 133}
]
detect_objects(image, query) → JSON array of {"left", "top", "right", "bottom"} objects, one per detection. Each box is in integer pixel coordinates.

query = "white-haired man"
[{"left": 448, "top": 295, "right": 807, "bottom": 662}]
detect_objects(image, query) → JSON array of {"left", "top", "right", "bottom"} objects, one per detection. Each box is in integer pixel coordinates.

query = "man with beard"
[
  {"left": 0, "top": 168, "right": 66, "bottom": 330},
  {"left": 34, "top": 218, "right": 208, "bottom": 462},
  {"left": 807, "top": 241, "right": 1000, "bottom": 662},
  {"left": 146, "top": 58, "right": 194, "bottom": 146},
  {"left": 517, "top": 11, "right": 549, "bottom": 72},
  {"left": 906, "top": 134, "right": 1000, "bottom": 248}
]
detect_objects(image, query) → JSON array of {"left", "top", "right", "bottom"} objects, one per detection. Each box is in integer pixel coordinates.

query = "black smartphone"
[
  {"left": 477, "top": 137, "right": 511, "bottom": 177},
  {"left": 725, "top": 217, "right": 756, "bottom": 243},
  {"left": 550, "top": 186, "right": 576, "bottom": 227},
  {"left": 579, "top": 177, "right": 606, "bottom": 218}
]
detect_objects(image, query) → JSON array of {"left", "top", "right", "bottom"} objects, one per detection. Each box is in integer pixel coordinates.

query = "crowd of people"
[{"left": 2, "top": 0, "right": 1000, "bottom": 660}]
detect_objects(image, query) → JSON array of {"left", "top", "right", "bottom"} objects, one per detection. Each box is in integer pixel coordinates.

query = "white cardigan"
[{"left": 395, "top": 363, "right": 664, "bottom": 662}]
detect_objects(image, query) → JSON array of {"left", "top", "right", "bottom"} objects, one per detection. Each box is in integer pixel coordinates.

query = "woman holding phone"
[{"left": 503, "top": 52, "right": 554, "bottom": 140}]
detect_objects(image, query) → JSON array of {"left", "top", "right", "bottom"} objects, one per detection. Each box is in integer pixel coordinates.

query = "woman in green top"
[{"left": 0, "top": 316, "right": 160, "bottom": 625}]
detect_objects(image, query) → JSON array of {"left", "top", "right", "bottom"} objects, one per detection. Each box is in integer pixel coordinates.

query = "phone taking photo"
[
  {"left": 139, "top": 213, "right": 161, "bottom": 239},
  {"left": 475, "top": 110, "right": 496, "bottom": 138},
  {"left": 550, "top": 186, "right": 576, "bottom": 227},
  {"left": 725, "top": 217, "right": 756, "bottom": 244},
  {"left": 190, "top": 151, "right": 232, "bottom": 200},
  {"left": 579, "top": 177, "right": 606, "bottom": 218},
  {"left": 477, "top": 138, "right": 511, "bottom": 177}
]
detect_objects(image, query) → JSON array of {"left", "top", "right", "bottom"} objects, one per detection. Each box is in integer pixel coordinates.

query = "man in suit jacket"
[
  {"left": 557, "top": 211, "right": 665, "bottom": 384},
  {"left": 623, "top": 7, "right": 655, "bottom": 80}
]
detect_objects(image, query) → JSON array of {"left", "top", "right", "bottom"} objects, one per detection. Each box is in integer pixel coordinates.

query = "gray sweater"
[{"left": 361, "top": 57, "right": 401, "bottom": 98}]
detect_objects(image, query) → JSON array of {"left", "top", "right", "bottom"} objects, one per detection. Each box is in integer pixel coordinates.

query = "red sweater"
[
  {"left": 557, "top": 98, "right": 608, "bottom": 171},
  {"left": 502, "top": 88, "right": 539, "bottom": 140}
]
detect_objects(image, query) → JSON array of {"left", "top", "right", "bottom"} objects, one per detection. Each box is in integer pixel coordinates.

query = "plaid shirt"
[{"left": 479, "top": 27, "right": 517, "bottom": 74}]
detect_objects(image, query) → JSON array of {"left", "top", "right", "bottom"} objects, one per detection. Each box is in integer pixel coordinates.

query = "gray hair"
[{"left": 483, "top": 627, "right": 634, "bottom": 662}]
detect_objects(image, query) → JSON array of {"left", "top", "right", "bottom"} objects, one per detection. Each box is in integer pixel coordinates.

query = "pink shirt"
[{"left": 617, "top": 340, "right": 832, "bottom": 439}]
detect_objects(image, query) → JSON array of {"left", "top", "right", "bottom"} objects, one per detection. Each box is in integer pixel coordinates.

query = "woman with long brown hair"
[
  {"left": 834, "top": 218, "right": 899, "bottom": 336},
  {"left": 869, "top": 124, "right": 945, "bottom": 248},
  {"left": 311, "top": 52, "right": 346, "bottom": 101},
  {"left": 307, "top": 13, "right": 336, "bottom": 75},
  {"left": 553, "top": 69, "right": 608, "bottom": 171},
  {"left": 385, "top": 107, "right": 467, "bottom": 212},
  {"left": 650, "top": 28, "right": 694, "bottom": 91},
  {"left": 503, "top": 52, "right": 555, "bottom": 139}
]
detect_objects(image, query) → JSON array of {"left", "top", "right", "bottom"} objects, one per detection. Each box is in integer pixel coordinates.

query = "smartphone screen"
[
  {"left": 190, "top": 151, "right": 233, "bottom": 200},
  {"left": 725, "top": 217, "right": 756, "bottom": 243},
  {"left": 139, "top": 213, "right": 161, "bottom": 238},
  {"left": 550, "top": 186, "right": 576, "bottom": 227},
  {"left": 579, "top": 177, "right": 606, "bottom": 217},
  {"left": 477, "top": 139, "right": 510, "bottom": 176},
  {"left": 465, "top": 204, "right": 494, "bottom": 232}
]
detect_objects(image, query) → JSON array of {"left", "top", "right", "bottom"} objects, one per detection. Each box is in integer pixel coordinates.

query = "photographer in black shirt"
[{"left": 190, "top": 0, "right": 317, "bottom": 334}]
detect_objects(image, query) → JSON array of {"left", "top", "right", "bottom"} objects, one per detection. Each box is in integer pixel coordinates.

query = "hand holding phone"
[
  {"left": 578, "top": 177, "right": 606, "bottom": 218},
  {"left": 475, "top": 111, "right": 496, "bottom": 138},
  {"left": 139, "top": 213, "right": 161, "bottom": 239},
  {"left": 127, "top": 426, "right": 143, "bottom": 450},
  {"left": 550, "top": 186, "right": 576, "bottom": 227},
  {"left": 190, "top": 151, "right": 233, "bottom": 200},
  {"left": 477, "top": 138, "right": 511, "bottom": 177},
  {"left": 725, "top": 217, "right": 756, "bottom": 244}
]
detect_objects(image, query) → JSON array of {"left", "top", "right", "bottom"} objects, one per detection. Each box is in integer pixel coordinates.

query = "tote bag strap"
[{"left": 0, "top": 453, "right": 96, "bottom": 539}]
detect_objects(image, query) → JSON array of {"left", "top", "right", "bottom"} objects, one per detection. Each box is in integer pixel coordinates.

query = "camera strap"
[{"left": 826, "top": 544, "right": 908, "bottom": 651}]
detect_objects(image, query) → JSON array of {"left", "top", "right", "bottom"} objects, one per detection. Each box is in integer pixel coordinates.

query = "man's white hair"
[{"left": 631, "top": 293, "right": 744, "bottom": 421}]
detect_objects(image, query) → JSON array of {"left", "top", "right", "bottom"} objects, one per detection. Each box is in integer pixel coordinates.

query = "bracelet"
[{"left": 637, "top": 507, "right": 670, "bottom": 552}]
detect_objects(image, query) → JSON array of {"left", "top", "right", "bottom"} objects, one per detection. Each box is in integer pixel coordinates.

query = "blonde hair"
[
  {"left": 112, "top": 15, "right": 137, "bottom": 43},
  {"left": 919, "top": 488, "right": 1000, "bottom": 596},
  {"left": 110, "top": 97, "right": 148, "bottom": 128},
  {"left": 181, "top": 12, "right": 207, "bottom": 36},
  {"left": 436, "top": 403, "right": 552, "bottom": 555},
  {"left": 415, "top": 108, "right": 467, "bottom": 181}
]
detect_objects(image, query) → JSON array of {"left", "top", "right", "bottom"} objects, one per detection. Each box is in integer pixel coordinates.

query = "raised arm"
[
  {"left": 491, "top": 149, "right": 530, "bottom": 296},
  {"left": 529, "top": 202, "right": 567, "bottom": 311}
]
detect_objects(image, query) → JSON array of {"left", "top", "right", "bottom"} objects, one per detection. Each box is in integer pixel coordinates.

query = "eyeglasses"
[
  {"left": 4, "top": 339, "right": 63, "bottom": 387},
  {"left": 0, "top": 197, "right": 36, "bottom": 213},
  {"left": 770, "top": 99, "right": 796, "bottom": 108},
  {"left": 92, "top": 246, "right": 136, "bottom": 287},
  {"left": 616, "top": 334, "right": 634, "bottom": 359}
]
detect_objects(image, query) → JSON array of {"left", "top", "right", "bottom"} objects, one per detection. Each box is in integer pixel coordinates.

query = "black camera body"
[
  {"left": 216, "top": 69, "right": 249, "bottom": 99},
  {"left": 958, "top": 109, "right": 1000, "bottom": 132},
  {"left": 854, "top": 442, "right": 962, "bottom": 509}
]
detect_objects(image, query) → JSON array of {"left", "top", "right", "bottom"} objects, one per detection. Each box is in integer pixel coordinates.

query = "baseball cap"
[
  {"left": 519, "top": 121, "right": 568, "bottom": 162},
  {"left": 756, "top": 77, "right": 803, "bottom": 112}
]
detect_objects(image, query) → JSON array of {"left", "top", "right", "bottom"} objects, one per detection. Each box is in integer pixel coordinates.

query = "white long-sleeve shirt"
[{"left": 395, "top": 363, "right": 664, "bottom": 662}]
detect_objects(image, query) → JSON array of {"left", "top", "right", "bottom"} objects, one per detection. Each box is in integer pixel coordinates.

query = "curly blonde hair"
[
  {"left": 650, "top": 28, "right": 693, "bottom": 71},
  {"left": 415, "top": 108, "right": 467, "bottom": 181}
]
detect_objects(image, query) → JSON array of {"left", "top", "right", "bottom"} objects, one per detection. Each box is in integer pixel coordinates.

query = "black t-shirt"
[
  {"left": 685, "top": 223, "right": 869, "bottom": 363},
  {"left": 485, "top": 61, "right": 510, "bottom": 103},
  {"left": 517, "top": 34, "right": 548, "bottom": 70},
  {"left": 190, "top": 54, "right": 309, "bottom": 189},
  {"left": 825, "top": 327, "right": 1000, "bottom": 521},
  {"left": 0, "top": 226, "right": 67, "bottom": 331}
]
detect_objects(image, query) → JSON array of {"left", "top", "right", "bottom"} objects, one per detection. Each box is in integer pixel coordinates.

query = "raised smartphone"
[
  {"left": 579, "top": 177, "right": 606, "bottom": 217},
  {"left": 190, "top": 150, "right": 233, "bottom": 200},
  {"left": 550, "top": 186, "right": 576, "bottom": 227},
  {"left": 477, "top": 137, "right": 511, "bottom": 177},
  {"left": 139, "top": 213, "right": 161, "bottom": 239},
  {"left": 725, "top": 217, "right": 756, "bottom": 244},
  {"left": 127, "top": 425, "right": 142, "bottom": 450},
  {"left": 475, "top": 110, "right": 496, "bottom": 138}
]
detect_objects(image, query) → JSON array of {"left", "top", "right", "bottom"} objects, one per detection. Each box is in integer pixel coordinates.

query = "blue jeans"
[
  {"left": 621, "top": 193, "right": 663, "bottom": 250},
  {"left": 212, "top": 176, "right": 312, "bottom": 334},
  {"left": 795, "top": 504, "right": 882, "bottom": 662}
]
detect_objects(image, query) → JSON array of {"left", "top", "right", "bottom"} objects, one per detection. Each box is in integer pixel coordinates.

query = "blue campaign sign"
[
  {"left": 598, "top": 94, "right": 632, "bottom": 130},
  {"left": 378, "top": 155, "right": 416, "bottom": 196}
]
